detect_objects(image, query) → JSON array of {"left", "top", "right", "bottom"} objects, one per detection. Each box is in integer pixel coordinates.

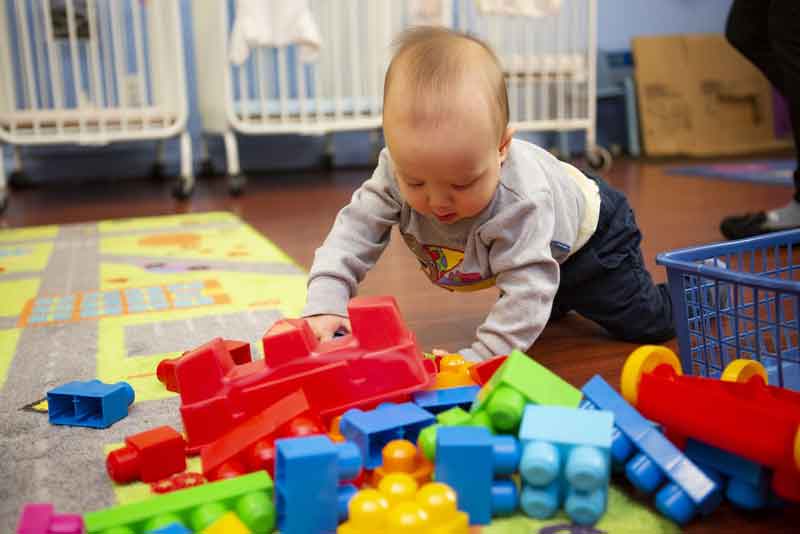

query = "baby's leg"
[{"left": 557, "top": 179, "right": 674, "bottom": 343}]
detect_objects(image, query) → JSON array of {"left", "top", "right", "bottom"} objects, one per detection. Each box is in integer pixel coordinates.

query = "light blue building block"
[
  {"left": 581, "top": 375, "right": 721, "bottom": 525},
  {"left": 339, "top": 402, "right": 435, "bottom": 469},
  {"left": 518, "top": 405, "right": 613, "bottom": 525},
  {"left": 274, "top": 435, "right": 362, "bottom": 534},
  {"left": 47, "top": 379, "right": 135, "bottom": 429},
  {"left": 435, "top": 426, "right": 520, "bottom": 525},
  {"left": 412, "top": 385, "right": 480, "bottom": 414}
]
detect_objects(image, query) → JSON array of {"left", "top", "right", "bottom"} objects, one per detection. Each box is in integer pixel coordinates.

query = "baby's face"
[{"left": 384, "top": 86, "right": 510, "bottom": 224}]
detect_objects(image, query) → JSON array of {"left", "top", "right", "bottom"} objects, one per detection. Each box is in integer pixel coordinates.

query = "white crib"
[
  {"left": 0, "top": 0, "right": 193, "bottom": 213},
  {"left": 455, "top": 0, "right": 610, "bottom": 169},
  {"left": 193, "top": 0, "right": 607, "bottom": 196}
]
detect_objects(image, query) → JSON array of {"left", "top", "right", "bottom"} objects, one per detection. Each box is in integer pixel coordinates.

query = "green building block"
[
  {"left": 471, "top": 349, "right": 581, "bottom": 433},
  {"left": 417, "top": 406, "right": 494, "bottom": 460},
  {"left": 84, "top": 471, "right": 275, "bottom": 534}
]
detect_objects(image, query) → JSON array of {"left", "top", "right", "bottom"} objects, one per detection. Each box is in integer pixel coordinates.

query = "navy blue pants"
[{"left": 551, "top": 176, "right": 675, "bottom": 343}]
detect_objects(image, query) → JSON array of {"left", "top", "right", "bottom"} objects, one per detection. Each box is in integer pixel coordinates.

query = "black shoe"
[{"left": 720, "top": 212, "right": 777, "bottom": 240}]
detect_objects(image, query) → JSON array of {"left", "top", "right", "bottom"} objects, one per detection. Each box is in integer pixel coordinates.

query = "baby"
[{"left": 301, "top": 27, "right": 674, "bottom": 361}]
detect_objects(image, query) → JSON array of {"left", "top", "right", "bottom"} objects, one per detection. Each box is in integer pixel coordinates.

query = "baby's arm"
[
  {"left": 303, "top": 150, "right": 402, "bottom": 322},
  {"left": 459, "top": 195, "right": 560, "bottom": 361}
]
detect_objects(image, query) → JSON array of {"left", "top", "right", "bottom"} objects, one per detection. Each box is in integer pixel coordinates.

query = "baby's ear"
[{"left": 498, "top": 127, "right": 515, "bottom": 163}]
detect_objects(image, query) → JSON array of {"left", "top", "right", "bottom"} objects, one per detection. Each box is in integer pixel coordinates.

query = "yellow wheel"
[
  {"left": 721, "top": 359, "right": 768, "bottom": 384},
  {"left": 621, "top": 345, "right": 682, "bottom": 406},
  {"left": 795, "top": 426, "right": 800, "bottom": 473}
]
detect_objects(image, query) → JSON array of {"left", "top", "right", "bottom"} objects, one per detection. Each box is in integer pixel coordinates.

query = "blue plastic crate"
[{"left": 657, "top": 230, "right": 800, "bottom": 390}]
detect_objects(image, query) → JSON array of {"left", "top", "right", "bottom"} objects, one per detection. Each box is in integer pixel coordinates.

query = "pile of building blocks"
[
  {"left": 18, "top": 296, "right": 800, "bottom": 533},
  {"left": 338, "top": 473, "right": 469, "bottom": 533}
]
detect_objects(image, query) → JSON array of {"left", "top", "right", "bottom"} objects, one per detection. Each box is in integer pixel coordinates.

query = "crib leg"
[
  {"left": 224, "top": 129, "right": 245, "bottom": 196},
  {"left": 171, "top": 132, "right": 195, "bottom": 200},
  {"left": 198, "top": 134, "right": 215, "bottom": 177},
  {"left": 150, "top": 139, "right": 166, "bottom": 180},
  {"left": 320, "top": 132, "right": 335, "bottom": 170}
]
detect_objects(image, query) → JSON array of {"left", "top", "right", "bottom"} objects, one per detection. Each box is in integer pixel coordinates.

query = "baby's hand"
[{"left": 305, "top": 314, "right": 352, "bottom": 342}]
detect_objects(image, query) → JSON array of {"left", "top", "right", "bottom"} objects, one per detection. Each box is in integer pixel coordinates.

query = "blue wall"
[{"left": 2, "top": 0, "right": 735, "bottom": 183}]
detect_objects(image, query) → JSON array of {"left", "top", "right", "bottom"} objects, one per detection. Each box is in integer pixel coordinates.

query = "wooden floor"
[{"left": 2, "top": 158, "right": 798, "bottom": 532}]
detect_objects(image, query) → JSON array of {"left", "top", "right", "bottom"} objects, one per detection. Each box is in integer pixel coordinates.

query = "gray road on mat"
[{"left": 0, "top": 221, "right": 287, "bottom": 532}]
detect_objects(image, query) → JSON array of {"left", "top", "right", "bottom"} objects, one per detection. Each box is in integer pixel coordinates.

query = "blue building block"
[
  {"left": 518, "top": 405, "right": 613, "bottom": 525},
  {"left": 147, "top": 523, "right": 193, "bottom": 534},
  {"left": 435, "top": 425, "right": 520, "bottom": 525},
  {"left": 274, "top": 435, "right": 361, "bottom": 534},
  {"left": 412, "top": 385, "right": 480, "bottom": 414},
  {"left": 684, "top": 438, "right": 772, "bottom": 510},
  {"left": 580, "top": 375, "right": 721, "bottom": 525},
  {"left": 47, "top": 379, "right": 135, "bottom": 429},
  {"left": 339, "top": 402, "right": 435, "bottom": 469}
]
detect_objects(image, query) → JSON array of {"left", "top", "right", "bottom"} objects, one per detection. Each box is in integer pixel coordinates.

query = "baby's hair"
[{"left": 383, "top": 26, "right": 509, "bottom": 139}]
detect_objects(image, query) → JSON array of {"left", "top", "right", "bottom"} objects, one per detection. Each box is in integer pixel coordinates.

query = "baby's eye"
[
  {"left": 452, "top": 180, "right": 476, "bottom": 191},
  {"left": 406, "top": 182, "right": 425, "bottom": 188}
]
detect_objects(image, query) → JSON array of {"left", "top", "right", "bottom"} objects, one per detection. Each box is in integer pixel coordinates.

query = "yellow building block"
[
  {"left": 339, "top": 473, "right": 469, "bottom": 534},
  {"left": 202, "top": 512, "right": 252, "bottom": 534}
]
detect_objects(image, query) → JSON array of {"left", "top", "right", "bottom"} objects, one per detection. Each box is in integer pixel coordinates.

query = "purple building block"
[{"left": 17, "top": 503, "right": 84, "bottom": 534}]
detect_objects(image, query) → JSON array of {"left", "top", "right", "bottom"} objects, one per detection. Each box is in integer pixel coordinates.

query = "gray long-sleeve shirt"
[{"left": 302, "top": 138, "right": 599, "bottom": 360}]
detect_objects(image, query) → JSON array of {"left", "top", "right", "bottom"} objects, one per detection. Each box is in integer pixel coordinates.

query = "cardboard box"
[{"left": 633, "top": 34, "right": 793, "bottom": 156}]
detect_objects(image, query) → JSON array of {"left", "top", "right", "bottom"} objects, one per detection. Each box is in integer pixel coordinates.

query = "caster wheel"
[
  {"left": 150, "top": 162, "right": 166, "bottom": 181},
  {"left": 320, "top": 153, "right": 334, "bottom": 171},
  {"left": 228, "top": 173, "right": 247, "bottom": 196},
  {"left": 621, "top": 345, "right": 682, "bottom": 406},
  {"left": 198, "top": 159, "right": 216, "bottom": 178},
  {"left": 172, "top": 178, "right": 194, "bottom": 200},
  {"left": 721, "top": 359, "right": 767, "bottom": 384},
  {"left": 9, "top": 170, "right": 33, "bottom": 189},
  {"left": 586, "top": 146, "right": 613, "bottom": 173}
]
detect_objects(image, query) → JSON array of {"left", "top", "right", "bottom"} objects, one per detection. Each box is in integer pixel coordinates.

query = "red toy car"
[
  {"left": 621, "top": 345, "right": 800, "bottom": 502},
  {"left": 172, "top": 296, "right": 436, "bottom": 452}
]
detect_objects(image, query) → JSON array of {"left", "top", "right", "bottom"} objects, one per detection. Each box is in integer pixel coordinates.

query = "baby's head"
[{"left": 383, "top": 27, "right": 513, "bottom": 224}]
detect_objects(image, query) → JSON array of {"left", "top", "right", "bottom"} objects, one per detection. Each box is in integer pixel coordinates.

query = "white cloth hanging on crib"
[
  {"left": 409, "top": 0, "right": 447, "bottom": 26},
  {"left": 229, "top": 0, "right": 322, "bottom": 65},
  {"left": 477, "top": 0, "right": 562, "bottom": 17}
]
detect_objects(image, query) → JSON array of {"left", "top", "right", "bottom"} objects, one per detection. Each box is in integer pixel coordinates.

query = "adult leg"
[{"left": 720, "top": 0, "right": 800, "bottom": 238}]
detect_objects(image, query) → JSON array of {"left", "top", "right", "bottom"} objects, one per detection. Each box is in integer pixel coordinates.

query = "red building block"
[
  {"left": 201, "top": 390, "right": 319, "bottom": 480},
  {"left": 157, "top": 340, "right": 252, "bottom": 393},
  {"left": 175, "top": 296, "right": 436, "bottom": 452},
  {"left": 469, "top": 355, "right": 508, "bottom": 386},
  {"left": 106, "top": 425, "right": 187, "bottom": 484}
]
